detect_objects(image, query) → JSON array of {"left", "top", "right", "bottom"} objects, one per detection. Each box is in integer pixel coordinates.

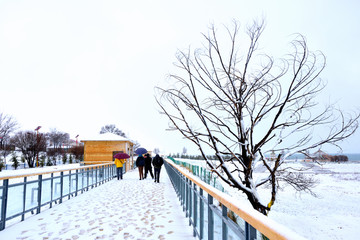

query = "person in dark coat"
[
  {"left": 135, "top": 154, "right": 145, "bottom": 180},
  {"left": 152, "top": 154, "right": 164, "bottom": 183},
  {"left": 144, "top": 153, "right": 154, "bottom": 179}
]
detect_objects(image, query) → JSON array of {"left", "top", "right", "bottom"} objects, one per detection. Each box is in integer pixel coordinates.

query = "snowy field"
[
  {"left": 1, "top": 160, "right": 359, "bottom": 239},
  {"left": 266, "top": 162, "right": 360, "bottom": 240},
  {"left": 178, "top": 159, "right": 360, "bottom": 240}
]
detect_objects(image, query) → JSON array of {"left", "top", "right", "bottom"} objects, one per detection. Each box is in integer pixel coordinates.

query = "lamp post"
[
  {"left": 0, "top": 137, "right": 3, "bottom": 167},
  {"left": 35, "top": 126, "right": 41, "bottom": 167}
]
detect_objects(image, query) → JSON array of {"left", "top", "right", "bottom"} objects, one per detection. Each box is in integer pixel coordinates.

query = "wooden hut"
[{"left": 81, "top": 133, "right": 135, "bottom": 169}]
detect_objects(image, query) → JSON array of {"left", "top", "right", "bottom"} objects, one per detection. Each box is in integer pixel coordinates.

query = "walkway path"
[{"left": 0, "top": 169, "right": 196, "bottom": 240}]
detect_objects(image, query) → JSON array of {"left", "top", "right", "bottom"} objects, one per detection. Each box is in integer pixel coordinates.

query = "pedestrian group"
[
  {"left": 114, "top": 152, "right": 164, "bottom": 183},
  {"left": 136, "top": 153, "right": 164, "bottom": 183}
]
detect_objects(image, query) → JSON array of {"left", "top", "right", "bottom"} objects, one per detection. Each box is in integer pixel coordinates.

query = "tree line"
[{"left": 0, "top": 112, "right": 84, "bottom": 170}]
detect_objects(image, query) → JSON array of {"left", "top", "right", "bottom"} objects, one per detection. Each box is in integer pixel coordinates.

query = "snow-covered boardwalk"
[{"left": 0, "top": 169, "right": 196, "bottom": 240}]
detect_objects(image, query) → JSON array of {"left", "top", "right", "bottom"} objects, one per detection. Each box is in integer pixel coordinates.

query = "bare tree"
[
  {"left": 11, "top": 131, "right": 47, "bottom": 168},
  {"left": 153, "top": 148, "right": 160, "bottom": 155},
  {"left": 0, "top": 113, "right": 18, "bottom": 146},
  {"left": 47, "top": 128, "right": 70, "bottom": 153},
  {"left": 133, "top": 141, "right": 141, "bottom": 152},
  {"left": 156, "top": 20, "right": 359, "bottom": 215},
  {"left": 100, "top": 124, "right": 126, "bottom": 137},
  {"left": 182, "top": 147, "right": 187, "bottom": 156},
  {"left": 0, "top": 113, "right": 18, "bottom": 164}
]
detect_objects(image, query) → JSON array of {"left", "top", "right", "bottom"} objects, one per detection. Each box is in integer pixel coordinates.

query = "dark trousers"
[
  {"left": 138, "top": 166, "right": 144, "bottom": 180},
  {"left": 144, "top": 165, "right": 154, "bottom": 179},
  {"left": 116, "top": 167, "right": 123, "bottom": 180},
  {"left": 154, "top": 167, "right": 161, "bottom": 183}
]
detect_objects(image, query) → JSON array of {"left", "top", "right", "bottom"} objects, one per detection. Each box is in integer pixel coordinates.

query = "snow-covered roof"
[{"left": 80, "top": 132, "right": 134, "bottom": 143}]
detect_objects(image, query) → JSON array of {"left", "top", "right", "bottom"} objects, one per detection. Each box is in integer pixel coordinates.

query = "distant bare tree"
[
  {"left": 0, "top": 113, "right": 18, "bottom": 148},
  {"left": 0, "top": 143, "right": 13, "bottom": 168},
  {"left": 100, "top": 124, "right": 126, "bottom": 137},
  {"left": 47, "top": 129, "right": 70, "bottom": 153},
  {"left": 182, "top": 147, "right": 187, "bottom": 156},
  {"left": 156, "top": 20, "right": 359, "bottom": 215},
  {"left": 153, "top": 148, "right": 160, "bottom": 155},
  {"left": 133, "top": 141, "right": 141, "bottom": 152},
  {"left": 11, "top": 131, "right": 47, "bottom": 168},
  {"left": 0, "top": 113, "right": 18, "bottom": 162}
]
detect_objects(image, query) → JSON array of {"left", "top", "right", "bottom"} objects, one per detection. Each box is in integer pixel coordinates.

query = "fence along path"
[
  {"left": 0, "top": 168, "right": 195, "bottom": 240},
  {"left": 165, "top": 159, "right": 306, "bottom": 240}
]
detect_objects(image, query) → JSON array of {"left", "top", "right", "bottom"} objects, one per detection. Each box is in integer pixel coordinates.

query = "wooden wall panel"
[{"left": 83, "top": 141, "right": 133, "bottom": 164}]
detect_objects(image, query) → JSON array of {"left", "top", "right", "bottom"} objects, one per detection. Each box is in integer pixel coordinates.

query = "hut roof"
[{"left": 81, "top": 133, "right": 134, "bottom": 143}]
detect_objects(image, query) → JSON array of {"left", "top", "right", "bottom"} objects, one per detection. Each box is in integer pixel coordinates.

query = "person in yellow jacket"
[{"left": 114, "top": 158, "right": 126, "bottom": 180}]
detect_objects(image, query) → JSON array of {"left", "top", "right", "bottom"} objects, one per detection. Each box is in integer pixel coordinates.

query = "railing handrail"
[
  {"left": 166, "top": 159, "right": 306, "bottom": 240},
  {"left": 0, "top": 162, "right": 114, "bottom": 180}
]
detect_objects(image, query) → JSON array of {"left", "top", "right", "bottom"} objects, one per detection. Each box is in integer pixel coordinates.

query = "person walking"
[
  {"left": 152, "top": 154, "right": 164, "bottom": 183},
  {"left": 136, "top": 154, "right": 145, "bottom": 180},
  {"left": 114, "top": 158, "right": 126, "bottom": 180},
  {"left": 144, "top": 153, "right": 154, "bottom": 179}
]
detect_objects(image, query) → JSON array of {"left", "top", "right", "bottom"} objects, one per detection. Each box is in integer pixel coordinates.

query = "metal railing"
[
  {"left": 168, "top": 157, "right": 225, "bottom": 192},
  {"left": 164, "top": 159, "right": 306, "bottom": 240},
  {"left": 0, "top": 163, "right": 121, "bottom": 231}
]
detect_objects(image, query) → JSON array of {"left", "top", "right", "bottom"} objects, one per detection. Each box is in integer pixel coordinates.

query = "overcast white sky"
[{"left": 0, "top": 0, "right": 359, "bottom": 155}]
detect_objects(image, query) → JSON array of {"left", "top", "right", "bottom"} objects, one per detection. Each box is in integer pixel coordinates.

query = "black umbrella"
[{"left": 135, "top": 148, "right": 147, "bottom": 155}]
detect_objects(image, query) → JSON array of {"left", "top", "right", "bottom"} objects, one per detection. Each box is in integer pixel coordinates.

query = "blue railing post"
[
  {"left": 81, "top": 169, "right": 84, "bottom": 193},
  {"left": 222, "top": 205, "right": 228, "bottom": 240},
  {"left": 81, "top": 169, "right": 84, "bottom": 192},
  {"left": 184, "top": 178, "right": 190, "bottom": 218},
  {"left": 193, "top": 184, "right": 198, "bottom": 237},
  {"left": 86, "top": 169, "right": 89, "bottom": 191},
  {"left": 102, "top": 166, "right": 105, "bottom": 183},
  {"left": 245, "top": 222, "right": 257, "bottom": 240},
  {"left": 75, "top": 170, "right": 79, "bottom": 197},
  {"left": 95, "top": 167, "right": 98, "bottom": 187},
  {"left": 37, "top": 175, "right": 42, "bottom": 214},
  {"left": 68, "top": 171, "right": 71, "bottom": 200},
  {"left": 0, "top": 179, "right": 9, "bottom": 231},
  {"left": 200, "top": 188, "right": 204, "bottom": 239},
  {"left": 50, "top": 173, "right": 54, "bottom": 208},
  {"left": 189, "top": 180, "right": 193, "bottom": 226},
  {"left": 208, "top": 195, "right": 214, "bottom": 240},
  {"left": 92, "top": 167, "right": 95, "bottom": 188},
  {"left": 181, "top": 175, "right": 185, "bottom": 212},
  {"left": 22, "top": 177, "right": 27, "bottom": 221},
  {"left": 109, "top": 165, "right": 111, "bottom": 178},
  {"left": 60, "top": 172, "right": 64, "bottom": 204}
]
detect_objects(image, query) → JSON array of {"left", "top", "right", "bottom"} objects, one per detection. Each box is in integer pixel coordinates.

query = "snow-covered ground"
[
  {"left": 0, "top": 167, "right": 196, "bottom": 240},
  {"left": 265, "top": 162, "right": 360, "bottom": 240},
  {"left": 177, "top": 159, "right": 360, "bottom": 240},
  {"left": 1, "top": 160, "right": 359, "bottom": 239}
]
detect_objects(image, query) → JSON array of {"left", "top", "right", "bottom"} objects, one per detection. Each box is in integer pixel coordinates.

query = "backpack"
[{"left": 153, "top": 156, "right": 163, "bottom": 167}]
